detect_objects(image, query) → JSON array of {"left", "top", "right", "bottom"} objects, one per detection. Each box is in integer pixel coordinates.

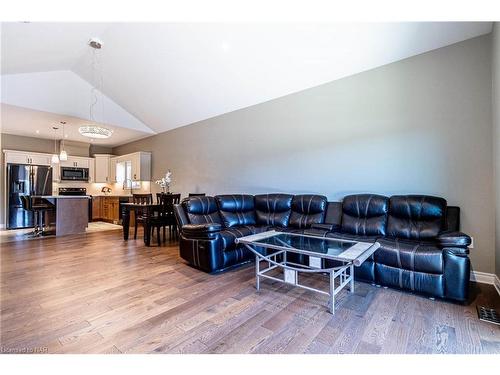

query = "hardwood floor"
[{"left": 1, "top": 229, "right": 499, "bottom": 354}]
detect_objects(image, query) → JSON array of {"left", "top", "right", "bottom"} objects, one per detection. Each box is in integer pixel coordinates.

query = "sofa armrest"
[
  {"left": 182, "top": 223, "right": 222, "bottom": 239},
  {"left": 442, "top": 247, "right": 469, "bottom": 256},
  {"left": 310, "top": 223, "right": 341, "bottom": 232},
  {"left": 437, "top": 231, "right": 471, "bottom": 248}
]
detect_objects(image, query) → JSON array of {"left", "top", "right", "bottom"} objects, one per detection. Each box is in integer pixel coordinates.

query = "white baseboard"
[
  {"left": 470, "top": 270, "right": 496, "bottom": 284},
  {"left": 470, "top": 271, "right": 500, "bottom": 297},
  {"left": 0, "top": 224, "right": 5, "bottom": 230}
]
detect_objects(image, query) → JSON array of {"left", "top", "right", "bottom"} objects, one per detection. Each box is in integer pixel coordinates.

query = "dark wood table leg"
[
  {"left": 122, "top": 206, "right": 130, "bottom": 240},
  {"left": 143, "top": 207, "right": 151, "bottom": 246}
]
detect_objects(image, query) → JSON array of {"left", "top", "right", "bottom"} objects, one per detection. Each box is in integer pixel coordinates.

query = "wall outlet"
[{"left": 469, "top": 236, "right": 474, "bottom": 249}]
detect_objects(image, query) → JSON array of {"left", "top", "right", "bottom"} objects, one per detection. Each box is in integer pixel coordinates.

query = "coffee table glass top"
[{"left": 236, "top": 230, "right": 379, "bottom": 264}]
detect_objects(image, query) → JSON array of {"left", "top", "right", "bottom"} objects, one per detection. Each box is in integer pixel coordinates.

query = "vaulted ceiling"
[{"left": 0, "top": 22, "right": 493, "bottom": 146}]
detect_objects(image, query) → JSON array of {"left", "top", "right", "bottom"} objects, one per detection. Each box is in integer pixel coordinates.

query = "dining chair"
[
  {"left": 132, "top": 193, "right": 153, "bottom": 240},
  {"left": 154, "top": 193, "right": 181, "bottom": 242}
]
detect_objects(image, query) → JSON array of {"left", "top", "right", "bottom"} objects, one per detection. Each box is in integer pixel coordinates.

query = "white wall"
[{"left": 115, "top": 35, "right": 495, "bottom": 274}]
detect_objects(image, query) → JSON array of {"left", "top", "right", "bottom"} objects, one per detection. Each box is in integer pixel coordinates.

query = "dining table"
[{"left": 121, "top": 202, "right": 160, "bottom": 246}]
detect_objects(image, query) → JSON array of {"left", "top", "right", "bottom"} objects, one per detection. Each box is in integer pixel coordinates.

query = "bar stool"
[
  {"left": 31, "top": 198, "right": 54, "bottom": 236},
  {"left": 20, "top": 195, "right": 38, "bottom": 236},
  {"left": 21, "top": 196, "right": 54, "bottom": 236}
]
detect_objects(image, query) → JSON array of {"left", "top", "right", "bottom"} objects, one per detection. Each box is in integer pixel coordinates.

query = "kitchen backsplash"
[{"left": 53, "top": 181, "right": 152, "bottom": 196}]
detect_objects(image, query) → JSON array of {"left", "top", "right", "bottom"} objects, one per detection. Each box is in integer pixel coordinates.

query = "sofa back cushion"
[
  {"left": 184, "top": 196, "right": 223, "bottom": 225},
  {"left": 254, "top": 193, "right": 293, "bottom": 227},
  {"left": 289, "top": 194, "right": 327, "bottom": 229},
  {"left": 387, "top": 195, "right": 446, "bottom": 240},
  {"left": 215, "top": 194, "right": 256, "bottom": 228},
  {"left": 341, "top": 194, "right": 389, "bottom": 236},
  {"left": 324, "top": 201, "right": 342, "bottom": 226}
]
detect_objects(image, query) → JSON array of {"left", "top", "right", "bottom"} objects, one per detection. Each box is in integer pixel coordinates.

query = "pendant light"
[
  {"left": 51, "top": 127, "right": 60, "bottom": 164},
  {"left": 78, "top": 37, "right": 113, "bottom": 140},
  {"left": 59, "top": 121, "right": 68, "bottom": 161}
]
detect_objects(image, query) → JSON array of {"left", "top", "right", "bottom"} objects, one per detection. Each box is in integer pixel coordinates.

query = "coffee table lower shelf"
[{"left": 243, "top": 245, "right": 354, "bottom": 314}]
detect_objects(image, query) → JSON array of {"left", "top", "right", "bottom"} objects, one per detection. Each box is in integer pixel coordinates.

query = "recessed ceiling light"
[
  {"left": 35, "top": 130, "right": 40, "bottom": 134},
  {"left": 221, "top": 41, "right": 230, "bottom": 51},
  {"left": 65, "top": 134, "right": 68, "bottom": 138}
]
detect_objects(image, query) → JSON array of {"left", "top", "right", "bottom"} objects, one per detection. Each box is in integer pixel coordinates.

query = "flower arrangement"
[{"left": 155, "top": 170, "right": 172, "bottom": 193}]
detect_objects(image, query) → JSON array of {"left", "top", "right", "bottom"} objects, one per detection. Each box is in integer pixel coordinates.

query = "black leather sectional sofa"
[{"left": 174, "top": 193, "right": 472, "bottom": 301}]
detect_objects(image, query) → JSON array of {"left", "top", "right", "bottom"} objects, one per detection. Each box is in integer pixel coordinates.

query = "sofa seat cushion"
[
  {"left": 254, "top": 193, "right": 293, "bottom": 227},
  {"left": 387, "top": 195, "right": 446, "bottom": 240},
  {"left": 325, "top": 231, "right": 380, "bottom": 243},
  {"left": 341, "top": 194, "right": 389, "bottom": 236},
  {"left": 245, "top": 225, "right": 270, "bottom": 234},
  {"left": 219, "top": 226, "right": 256, "bottom": 251},
  {"left": 215, "top": 194, "right": 256, "bottom": 228},
  {"left": 289, "top": 194, "right": 327, "bottom": 229},
  {"left": 276, "top": 227, "right": 306, "bottom": 234},
  {"left": 375, "top": 238, "right": 443, "bottom": 274}
]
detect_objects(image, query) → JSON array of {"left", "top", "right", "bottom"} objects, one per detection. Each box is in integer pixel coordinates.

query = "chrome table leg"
[
  {"left": 255, "top": 254, "right": 260, "bottom": 291},
  {"left": 350, "top": 264, "right": 355, "bottom": 293},
  {"left": 329, "top": 269, "right": 335, "bottom": 314}
]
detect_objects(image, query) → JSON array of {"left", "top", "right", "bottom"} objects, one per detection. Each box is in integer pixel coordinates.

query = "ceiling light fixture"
[
  {"left": 79, "top": 37, "right": 113, "bottom": 140},
  {"left": 78, "top": 126, "right": 113, "bottom": 139},
  {"left": 59, "top": 121, "right": 68, "bottom": 161},
  {"left": 51, "top": 127, "right": 60, "bottom": 164}
]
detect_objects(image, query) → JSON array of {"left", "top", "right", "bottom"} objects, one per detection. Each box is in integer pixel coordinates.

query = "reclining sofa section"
[{"left": 174, "top": 194, "right": 471, "bottom": 302}]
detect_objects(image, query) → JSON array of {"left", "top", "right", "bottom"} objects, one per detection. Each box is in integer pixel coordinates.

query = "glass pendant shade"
[
  {"left": 59, "top": 149, "right": 68, "bottom": 161},
  {"left": 51, "top": 154, "right": 60, "bottom": 164}
]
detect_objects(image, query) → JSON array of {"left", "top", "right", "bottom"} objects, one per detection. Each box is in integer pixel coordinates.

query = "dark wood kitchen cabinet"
[
  {"left": 92, "top": 197, "right": 102, "bottom": 220},
  {"left": 92, "top": 196, "right": 134, "bottom": 226},
  {"left": 92, "top": 196, "right": 119, "bottom": 224}
]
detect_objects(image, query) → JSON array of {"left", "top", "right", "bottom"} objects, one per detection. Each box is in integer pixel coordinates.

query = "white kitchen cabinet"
[
  {"left": 3, "top": 150, "right": 52, "bottom": 166},
  {"left": 94, "top": 154, "right": 114, "bottom": 183},
  {"left": 130, "top": 152, "right": 151, "bottom": 181},
  {"left": 112, "top": 152, "right": 151, "bottom": 182},
  {"left": 60, "top": 157, "right": 91, "bottom": 168},
  {"left": 109, "top": 157, "right": 117, "bottom": 183}
]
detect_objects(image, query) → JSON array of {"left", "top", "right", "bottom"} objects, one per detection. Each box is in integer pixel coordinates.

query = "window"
[{"left": 116, "top": 160, "right": 140, "bottom": 189}]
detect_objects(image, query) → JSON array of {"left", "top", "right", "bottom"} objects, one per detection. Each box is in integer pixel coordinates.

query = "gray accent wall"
[
  {"left": 114, "top": 35, "right": 495, "bottom": 274},
  {"left": 493, "top": 24, "right": 500, "bottom": 279}
]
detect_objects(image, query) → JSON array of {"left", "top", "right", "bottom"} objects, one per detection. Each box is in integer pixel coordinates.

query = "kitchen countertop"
[
  {"left": 91, "top": 195, "right": 133, "bottom": 197},
  {"left": 33, "top": 195, "right": 92, "bottom": 199}
]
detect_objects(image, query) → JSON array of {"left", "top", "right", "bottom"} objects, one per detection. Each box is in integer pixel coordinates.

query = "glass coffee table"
[{"left": 235, "top": 230, "right": 380, "bottom": 314}]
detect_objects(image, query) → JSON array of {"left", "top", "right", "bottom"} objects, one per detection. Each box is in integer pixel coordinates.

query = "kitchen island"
[{"left": 33, "top": 196, "right": 91, "bottom": 236}]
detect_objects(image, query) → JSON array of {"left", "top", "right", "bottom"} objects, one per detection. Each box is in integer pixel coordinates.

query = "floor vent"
[{"left": 477, "top": 306, "right": 500, "bottom": 325}]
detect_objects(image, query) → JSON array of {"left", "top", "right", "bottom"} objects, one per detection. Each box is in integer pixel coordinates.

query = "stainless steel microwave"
[{"left": 60, "top": 167, "right": 89, "bottom": 181}]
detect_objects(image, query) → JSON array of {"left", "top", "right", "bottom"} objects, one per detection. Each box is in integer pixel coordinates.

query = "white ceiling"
[
  {"left": 0, "top": 70, "right": 155, "bottom": 143},
  {"left": 1, "top": 104, "right": 151, "bottom": 147},
  {"left": 0, "top": 22, "right": 493, "bottom": 145}
]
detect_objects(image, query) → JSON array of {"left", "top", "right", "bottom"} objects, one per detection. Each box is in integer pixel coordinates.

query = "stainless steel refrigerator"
[{"left": 7, "top": 164, "right": 53, "bottom": 229}]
